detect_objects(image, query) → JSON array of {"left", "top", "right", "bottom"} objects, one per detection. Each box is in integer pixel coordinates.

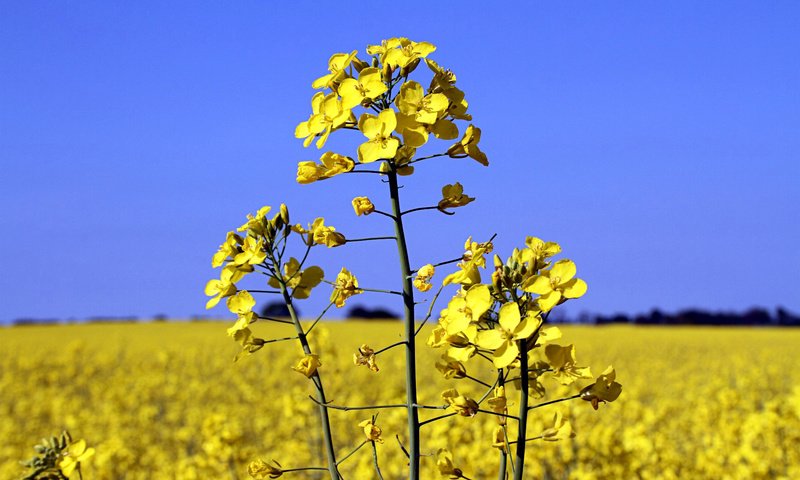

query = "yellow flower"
[
  {"left": 294, "top": 218, "right": 346, "bottom": 247},
  {"left": 353, "top": 344, "right": 379, "bottom": 372},
  {"left": 312, "top": 50, "right": 357, "bottom": 90},
  {"left": 580, "top": 365, "right": 622, "bottom": 410},
  {"left": 435, "top": 448, "right": 463, "bottom": 479},
  {"left": 296, "top": 161, "right": 321, "bottom": 184},
  {"left": 352, "top": 196, "right": 375, "bottom": 216},
  {"left": 545, "top": 344, "right": 593, "bottom": 385},
  {"left": 212, "top": 231, "right": 243, "bottom": 267},
  {"left": 435, "top": 355, "right": 466, "bottom": 379},
  {"left": 522, "top": 259, "right": 587, "bottom": 311},
  {"left": 431, "top": 118, "right": 459, "bottom": 139},
  {"left": 204, "top": 267, "right": 238, "bottom": 309},
  {"left": 366, "top": 37, "right": 404, "bottom": 57},
  {"left": 296, "top": 152, "right": 355, "bottom": 184},
  {"left": 396, "top": 81, "right": 449, "bottom": 125},
  {"left": 492, "top": 426, "right": 508, "bottom": 451},
  {"left": 486, "top": 386, "right": 509, "bottom": 425},
  {"left": 319, "top": 152, "right": 355, "bottom": 176},
  {"left": 440, "top": 284, "right": 492, "bottom": 335},
  {"left": 358, "top": 419, "right": 384, "bottom": 443},
  {"left": 231, "top": 326, "right": 266, "bottom": 361},
  {"left": 426, "top": 58, "right": 457, "bottom": 87},
  {"left": 295, "top": 92, "right": 352, "bottom": 149},
  {"left": 233, "top": 235, "right": 267, "bottom": 266},
  {"left": 330, "top": 267, "right": 363, "bottom": 308},
  {"left": 237, "top": 206, "right": 272, "bottom": 235},
  {"left": 475, "top": 303, "right": 542, "bottom": 369},
  {"left": 383, "top": 39, "right": 436, "bottom": 68},
  {"left": 227, "top": 311, "right": 257, "bottom": 337},
  {"left": 58, "top": 439, "right": 95, "bottom": 476},
  {"left": 442, "top": 237, "right": 493, "bottom": 287},
  {"left": 292, "top": 353, "right": 321, "bottom": 378},
  {"left": 226, "top": 290, "right": 256, "bottom": 315},
  {"left": 357, "top": 109, "right": 399, "bottom": 163},
  {"left": 394, "top": 111, "right": 429, "bottom": 148},
  {"left": 537, "top": 326, "right": 562, "bottom": 345},
  {"left": 541, "top": 411, "right": 576, "bottom": 441},
  {"left": 413, "top": 264, "right": 435, "bottom": 292},
  {"left": 338, "top": 67, "right": 388, "bottom": 109},
  {"left": 524, "top": 237, "right": 561, "bottom": 270},
  {"left": 248, "top": 459, "right": 283, "bottom": 479},
  {"left": 267, "top": 258, "right": 324, "bottom": 299},
  {"left": 441, "top": 388, "right": 479, "bottom": 417},
  {"left": 437, "top": 182, "right": 475, "bottom": 211},
  {"left": 447, "top": 125, "right": 488, "bottom": 166},
  {"left": 393, "top": 145, "right": 416, "bottom": 175}
]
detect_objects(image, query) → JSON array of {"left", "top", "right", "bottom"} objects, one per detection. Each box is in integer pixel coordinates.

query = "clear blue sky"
[{"left": 1, "top": 1, "right": 798, "bottom": 323}]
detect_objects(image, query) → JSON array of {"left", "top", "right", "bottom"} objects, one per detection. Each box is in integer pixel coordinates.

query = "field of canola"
[{"left": 1, "top": 321, "right": 799, "bottom": 479}]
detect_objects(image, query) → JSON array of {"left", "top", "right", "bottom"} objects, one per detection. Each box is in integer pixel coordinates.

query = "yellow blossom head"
[
  {"left": 248, "top": 459, "right": 283, "bottom": 479},
  {"left": 330, "top": 267, "right": 363, "bottom": 308},
  {"left": 413, "top": 264, "right": 435, "bottom": 292},
  {"left": 353, "top": 344, "right": 379, "bottom": 372},
  {"left": 358, "top": 419, "right": 384, "bottom": 443},
  {"left": 352, "top": 196, "right": 375, "bottom": 216},
  {"left": 292, "top": 354, "right": 321, "bottom": 378},
  {"left": 580, "top": 365, "right": 622, "bottom": 410},
  {"left": 441, "top": 388, "right": 479, "bottom": 417}
]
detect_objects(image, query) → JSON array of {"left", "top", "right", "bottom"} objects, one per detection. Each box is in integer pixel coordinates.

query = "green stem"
[
  {"left": 372, "top": 442, "right": 385, "bottom": 480},
  {"left": 528, "top": 394, "right": 581, "bottom": 410},
  {"left": 279, "top": 283, "right": 340, "bottom": 480},
  {"left": 336, "top": 440, "right": 367, "bottom": 466},
  {"left": 465, "top": 374, "right": 492, "bottom": 388},
  {"left": 496, "top": 370, "right": 508, "bottom": 480},
  {"left": 374, "top": 341, "right": 405, "bottom": 355},
  {"left": 308, "top": 397, "right": 406, "bottom": 411},
  {"left": 345, "top": 236, "right": 397, "bottom": 243},
  {"left": 513, "top": 339, "right": 529, "bottom": 480},
  {"left": 418, "top": 412, "right": 456, "bottom": 427},
  {"left": 387, "top": 168, "right": 420, "bottom": 480}
]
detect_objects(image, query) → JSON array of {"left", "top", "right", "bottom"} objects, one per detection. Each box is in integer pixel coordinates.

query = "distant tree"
[
  {"left": 261, "top": 301, "right": 296, "bottom": 319},
  {"left": 346, "top": 304, "right": 400, "bottom": 320}
]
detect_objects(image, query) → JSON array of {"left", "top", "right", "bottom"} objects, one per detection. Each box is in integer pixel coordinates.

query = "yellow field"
[{"left": 1, "top": 322, "right": 798, "bottom": 479}]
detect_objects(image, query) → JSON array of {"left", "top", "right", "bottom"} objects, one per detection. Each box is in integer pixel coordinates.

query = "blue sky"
[{"left": 1, "top": 1, "right": 798, "bottom": 323}]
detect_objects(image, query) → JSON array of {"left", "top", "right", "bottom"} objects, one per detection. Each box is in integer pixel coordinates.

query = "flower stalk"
[
  {"left": 387, "top": 166, "right": 421, "bottom": 479},
  {"left": 512, "top": 339, "right": 529, "bottom": 480},
  {"left": 278, "top": 282, "right": 340, "bottom": 480}
]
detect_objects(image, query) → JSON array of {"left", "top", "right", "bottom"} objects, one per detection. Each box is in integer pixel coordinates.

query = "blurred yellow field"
[{"left": 2, "top": 322, "right": 798, "bottom": 479}]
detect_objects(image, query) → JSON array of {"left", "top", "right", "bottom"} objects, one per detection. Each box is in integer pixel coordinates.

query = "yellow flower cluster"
[
  {"left": 294, "top": 37, "right": 489, "bottom": 186},
  {"left": 3, "top": 322, "right": 799, "bottom": 479},
  {"left": 430, "top": 236, "right": 590, "bottom": 370}
]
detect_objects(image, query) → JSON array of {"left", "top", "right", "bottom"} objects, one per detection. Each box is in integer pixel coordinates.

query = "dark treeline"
[
  {"left": 562, "top": 307, "right": 800, "bottom": 326},
  {"left": 8, "top": 306, "right": 799, "bottom": 327}
]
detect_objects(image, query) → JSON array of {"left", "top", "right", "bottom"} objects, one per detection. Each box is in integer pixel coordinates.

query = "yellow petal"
[
  {"left": 498, "top": 302, "right": 521, "bottom": 332},
  {"left": 475, "top": 329, "right": 505, "bottom": 349},
  {"left": 537, "top": 291, "right": 562, "bottom": 312},
  {"left": 465, "top": 284, "right": 492, "bottom": 319},
  {"left": 493, "top": 341, "right": 519, "bottom": 369},
  {"left": 562, "top": 278, "right": 587, "bottom": 299},
  {"left": 523, "top": 275, "right": 552, "bottom": 295},
  {"left": 550, "top": 259, "right": 577, "bottom": 284},
  {"left": 513, "top": 313, "right": 542, "bottom": 340}
]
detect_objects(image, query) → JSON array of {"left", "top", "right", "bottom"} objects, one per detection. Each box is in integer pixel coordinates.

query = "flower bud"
[
  {"left": 352, "top": 197, "right": 375, "bottom": 216},
  {"left": 401, "top": 57, "right": 420, "bottom": 76},
  {"left": 352, "top": 56, "right": 369, "bottom": 73},
  {"left": 280, "top": 204, "right": 290, "bottom": 225},
  {"left": 381, "top": 62, "right": 393, "bottom": 82}
]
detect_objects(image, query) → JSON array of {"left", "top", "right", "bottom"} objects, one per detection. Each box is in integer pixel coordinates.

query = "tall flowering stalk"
[{"left": 205, "top": 37, "right": 622, "bottom": 480}]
